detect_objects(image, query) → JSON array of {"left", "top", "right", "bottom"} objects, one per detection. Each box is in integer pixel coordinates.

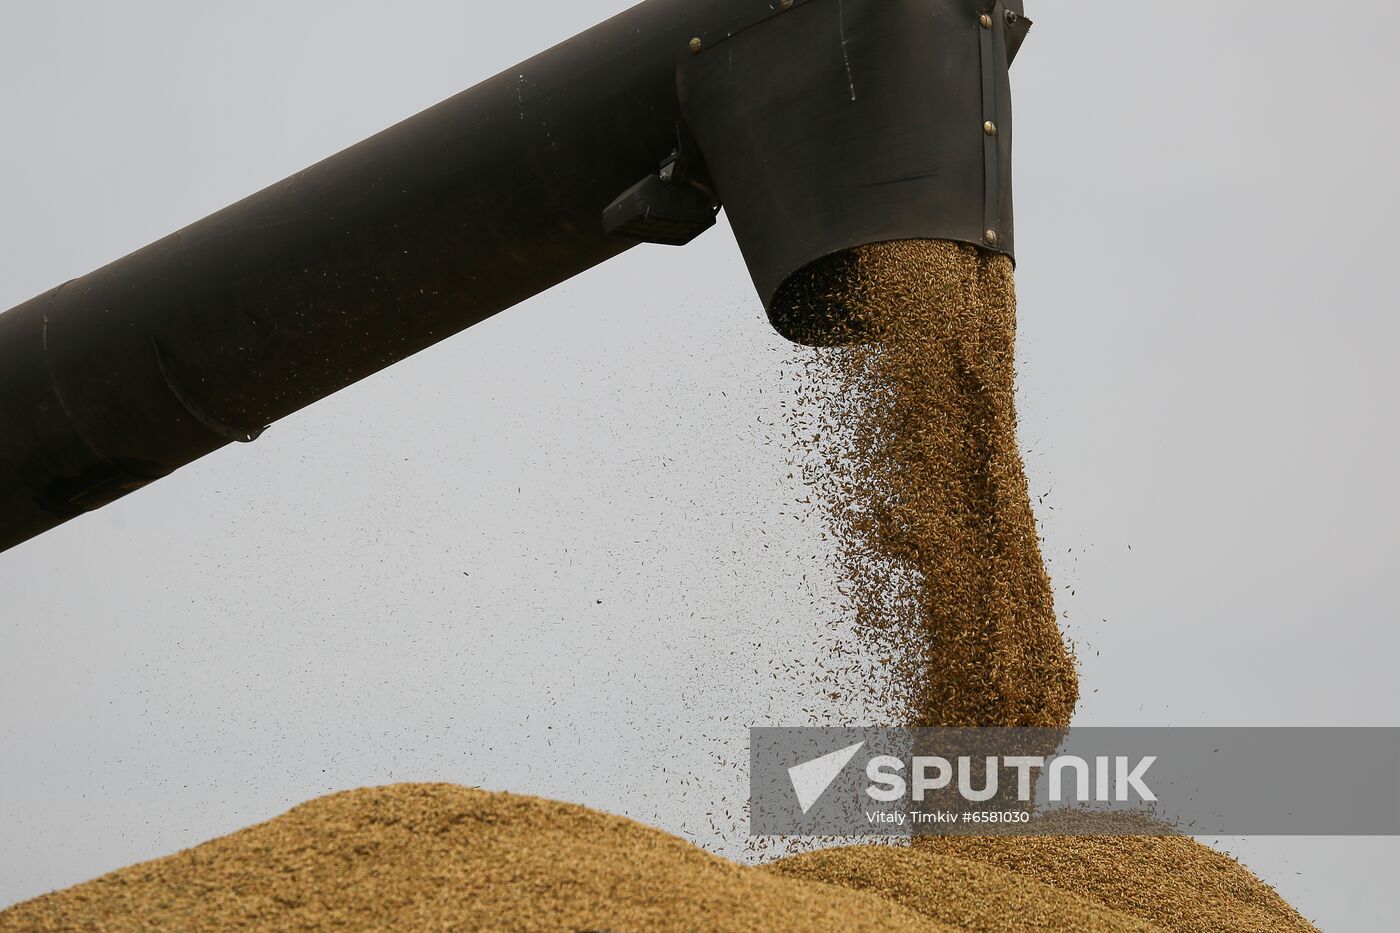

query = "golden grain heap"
[
  {"left": 916, "top": 832, "right": 1317, "bottom": 933},
  {"left": 1, "top": 785, "right": 934, "bottom": 933},
  {"left": 0, "top": 241, "right": 1318, "bottom": 931},
  {"left": 782, "top": 239, "right": 1077, "bottom": 727},
  {"left": 0, "top": 784, "right": 1317, "bottom": 933}
]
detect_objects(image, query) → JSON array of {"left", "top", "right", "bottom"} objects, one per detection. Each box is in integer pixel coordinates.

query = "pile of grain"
[
  {"left": 0, "top": 784, "right": 1316, "bottom": 933},
  {"left": 767, "top": 845, "right": 1158, "bottom": 931},
  {"left": 782, "top": 239, "right": 1077, "bottom": 727},
  {"left": 0, "top": 785, "right": 943, "bottom": 933},
  {"left": 0, "top": 242, "right": 1318, "bottom": 930},
  {"left": 915, "top": 834, "right": 1317, "bottom": 933}
]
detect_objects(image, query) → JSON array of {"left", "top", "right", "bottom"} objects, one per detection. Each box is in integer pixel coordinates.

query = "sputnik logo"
[{"left": 788, "top": 741, "right": 866, "bottom": 813}]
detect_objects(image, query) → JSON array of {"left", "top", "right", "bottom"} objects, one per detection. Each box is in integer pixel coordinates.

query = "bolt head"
[
  {"left": 781, "top": 0, "right": 795, "bottom": 9},
  {"left": 984, "top": 230, "right": 999, "bottom": 246},
  {"left": 688, "top": 37, "right": 702, "bottom": 53},
  {"left": 983, "top": 121, "right": 998, "bottom": 136},
  {"left": 1006, "top": 10, "right": 1021, "bottom": 26},
  {"left": 979, "top": 13, "right": 993, "bottom": 28}
]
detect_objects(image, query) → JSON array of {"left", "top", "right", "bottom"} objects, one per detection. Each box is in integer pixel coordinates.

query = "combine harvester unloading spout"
[{"left": 0, "top": 0, "right": 1029, "bottom": 552}]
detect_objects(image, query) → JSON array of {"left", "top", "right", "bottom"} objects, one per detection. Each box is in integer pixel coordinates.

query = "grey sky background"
[{"left": 1, "top": 2, "right": 1396, "bottom": 930}]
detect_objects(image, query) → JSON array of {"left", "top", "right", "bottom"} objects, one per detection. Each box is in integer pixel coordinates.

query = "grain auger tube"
[{"left": 0, "top": 0, "right": 1029, "bottom": 552}]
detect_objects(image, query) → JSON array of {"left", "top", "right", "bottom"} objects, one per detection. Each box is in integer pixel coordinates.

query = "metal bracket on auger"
[{"left": 603, "top": 131, "right": 720, "bottom": 246}]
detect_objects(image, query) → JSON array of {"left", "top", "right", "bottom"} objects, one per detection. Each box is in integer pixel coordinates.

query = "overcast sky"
[{"left": 1, "top": 2, "right": 1396, "bottom": 930}]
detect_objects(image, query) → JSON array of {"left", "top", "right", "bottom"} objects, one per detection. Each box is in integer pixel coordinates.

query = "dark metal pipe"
[{"left": 0, "top": 0, "right": 1027, "bottom": 553}]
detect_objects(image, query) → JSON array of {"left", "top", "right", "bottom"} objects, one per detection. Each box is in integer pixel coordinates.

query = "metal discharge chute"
[{"left": 0, "top": 0, "right": 1029, "bottom": 552}]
